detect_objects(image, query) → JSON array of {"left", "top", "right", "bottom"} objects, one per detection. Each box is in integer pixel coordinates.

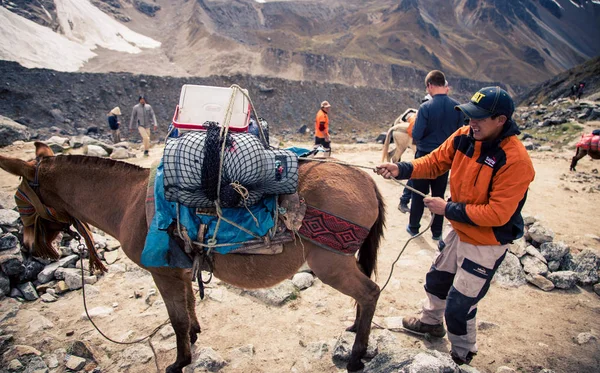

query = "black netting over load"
[{"left": 163, "top": 125, "right": 298, "bottom": 208}]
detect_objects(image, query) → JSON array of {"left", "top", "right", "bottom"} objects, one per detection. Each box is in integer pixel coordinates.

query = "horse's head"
[{"left": 0, "top": 142, "right": 67, "bottom": 256}]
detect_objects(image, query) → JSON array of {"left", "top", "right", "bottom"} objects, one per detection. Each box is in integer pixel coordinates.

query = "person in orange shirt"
[{"left": 315, "top": 101, "right": 331, "bottom": 150}]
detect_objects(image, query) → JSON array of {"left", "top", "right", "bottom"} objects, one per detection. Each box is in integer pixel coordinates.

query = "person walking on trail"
[
  {"left": 405, "top": 71, "right": 464, "bottom": 241},
  {"left": 129, "top": 95, "right": 158, "bottom": 156},
  {"left": 375, "top": 86, "right": 535, "bottom": 366},
  {"left": 107, "top": 106, "right": 122, "bottom": 144},
  {"left": 577, "top": 82, "right": 585, "bottom": 101},
  {"left": 314, "top": 101, "right": 331, "bottom": 153}
]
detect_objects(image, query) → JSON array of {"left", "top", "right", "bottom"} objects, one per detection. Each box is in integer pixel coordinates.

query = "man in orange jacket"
[
  {"left": 376, "top": 86, "right": 535, "bottom": 366},
  {"left": 315, "top": 101, "right": 331, "bottom": 151}
]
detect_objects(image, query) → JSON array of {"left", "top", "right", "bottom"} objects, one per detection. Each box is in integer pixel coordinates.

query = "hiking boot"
[
  {"left": 451, "top": 350, "right": 476, "bottom": 366},
  {"left": 398, "top": 202, "right": 410, "bottom": 214},
  {"left": 432, "top": 233, "right": 442, "bottom": 241},
  {"left": 402, "top": 316, "right": 446, "bottom": 338},
  {"left": 143, "top": 150, "right": 149, "bottom": 157},
  {"left": 406, "top": 225, "right": 419, "bottom": 237}
]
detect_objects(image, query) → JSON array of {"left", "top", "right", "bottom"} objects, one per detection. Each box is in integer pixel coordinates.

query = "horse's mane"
[{"left": 46, "top": 154, "right": 146, "bottom": 173}]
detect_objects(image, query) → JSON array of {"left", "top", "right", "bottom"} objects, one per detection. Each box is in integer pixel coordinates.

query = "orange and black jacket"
[{"left": 396, "top": 120, "right": 535, "bottom": 246}]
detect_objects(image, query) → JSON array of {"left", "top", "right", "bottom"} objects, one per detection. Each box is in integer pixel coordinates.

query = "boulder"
[
  {"left": 539, "top": 241, "right": 570, "bottom": 262},
  {"left": 520, "top": 255, "right": 548, "bottom": 276},
  {"left": 0, "top": 115, "right": 31, "bottom": 147},
  {"left": 0, "top": 191, "right": 17, "bottom": 210},
  {"left": 242, "top": 280, "right": 298, "bottom": 306},
  {"left": 495, "top": 253, "right": 527, "bottom": 287},
  {"left": 0, "top": 209, "right": 20, "bottom": 226},
  {"left": 547, "top": 271, "right": 578, "bottom": 289},
  {"left": 85, "top": 144, "right": 108, "bottom": 157},
  {"left": 527, "top": 223, "right": 554, "bottom": 245},
  {"left": 562, "top": 249, "right": 599, "bottom": 285},
  {"left": 526, "top": 274, "right": 555, "bottom": 291},
  {"left": 0, "top": 233, "right": 19, "bottom": 251},
  {"left": 189, "top": 347, "right": 226, "bottom": 372},
  {"left": 363, "top": 347, "right": 464, "bottom": 373}
]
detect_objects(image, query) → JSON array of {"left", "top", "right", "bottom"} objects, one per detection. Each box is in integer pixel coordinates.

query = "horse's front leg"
[{"left": 152, "top": 272, "right": 193, "bottom": 373}]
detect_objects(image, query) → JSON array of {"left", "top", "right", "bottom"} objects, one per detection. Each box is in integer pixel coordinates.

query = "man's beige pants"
[
  {"left": 419, "top": 226, "right": 508, "bottom": 360},
  {"left": 138, "top": 127, "right": 150, "bottom": 152}
]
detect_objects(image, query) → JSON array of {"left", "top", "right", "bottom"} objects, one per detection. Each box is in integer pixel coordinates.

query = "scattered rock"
[
  {"left": 0, "top": 209, "right": 20, "bottom": 226},
  {"left": 539, "top": 241, "right": 570, "bottom": 262},
  {"left": 562, "top": 249, "right": 599, "bottom": 285},
  {"left": 120, "top": 345, "right": 153, "bottom": 368},
  {"left": 363, "top": 347, "right": 461, "bottom": 372},
  {"left": 85, "top": 144, "right": 108, "bottom": 157},
  {"left": 593, "top": 283, "right": 600, "bottom": 296},
  {"left": 103, "top": 250, "right": 120, "bottom": 264},
  {"left": 332, "top": 331, "right": 377, "bottom": 361},
  {"left": 16, "top": 282, "right": 39, "bottom": 301},
  {"left": 520, "top": 255, "right": 549, "bottom": 276},
  {"left": 242, "top": 280, "right": 298, "bottom": 306},
  {"left": 65, "top": 355, "right": 86, "bottom": 371},
  {"left": 3, "top": 345, "right": 42, "bottom": 361},
  {"left": 292, "top": 272, "right": 315, "bottom": 290},
  {"left": 574, "top": 332, "right": 597, "bottom": 345},
  {"left": 547, "top": 271, "right": 578, "bottom": 289},
  {"left": 495, "top": 253, "right": 527, "bottom": 287},
  {"left": 190, "top": 347, "right": 226, "bottom": 372},
  {"left": 159, "top": 325, "right": 175, "bottom": 339},
  {"left": 7, "top": 359, "right": 23, "bottom": 371},
  {"left": 528, "top": 223, "right": 554, "bottom": 244},
  {"left": 81, "top": 306, "right": 113, "bottom": 320},
  {"left": 67, "top": 341, "right": 98, "bottom": 361},
  {"left": 477, "top": 320, "right": 500, "bottom": 330},
  {"left": 526, "top": 274, "right": 555, "bottom": 291}
]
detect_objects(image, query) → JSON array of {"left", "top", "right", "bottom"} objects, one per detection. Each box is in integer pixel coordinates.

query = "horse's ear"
[
  {"left": 0, "top": 155, "right": 35, "bottom": 180},
  {"left": 35, "top": 142, "right": 55, "bottom": 157}
]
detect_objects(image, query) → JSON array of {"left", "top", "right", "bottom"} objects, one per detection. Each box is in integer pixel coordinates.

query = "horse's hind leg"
[
  {"left": 308, "top": 251, "right": 380, "bottom": 372},
  {"left": 185, "top": 274, "right": 201, "bottom": 344},
  {"left": 152, "top": 271, "right": 193, "bottom": 373}
]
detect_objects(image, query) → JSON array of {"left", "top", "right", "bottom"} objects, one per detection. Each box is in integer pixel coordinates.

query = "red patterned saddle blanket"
[
  {"left": 576, "top": 133, "right": 600, "bottom": 151},
  {"left": 299, "top": 206, "right": 370, "bottom": 256}
]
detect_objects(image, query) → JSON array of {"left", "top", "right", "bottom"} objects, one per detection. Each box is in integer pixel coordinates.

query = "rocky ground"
[{"left": 0, "top": 116, "right": 599, "bottom": 372}]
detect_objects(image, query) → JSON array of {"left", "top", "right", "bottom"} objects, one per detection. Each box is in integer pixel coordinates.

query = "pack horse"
[{"left": 0, "top": 141, "right": 385, "bottom": 372}]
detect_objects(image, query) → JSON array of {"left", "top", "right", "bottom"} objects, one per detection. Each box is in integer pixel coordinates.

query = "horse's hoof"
[
  {"left": 345, "top": 324, "right": 358, "bottom": 333},
  {"left": 166, "top": 364, "right": 183, "bottom": 373},
  {"left": 347, "top": 359, "right": 365, "bottom": 372},
  {"left": 190, "top": 325, "right": 201, "bottom": 344}
]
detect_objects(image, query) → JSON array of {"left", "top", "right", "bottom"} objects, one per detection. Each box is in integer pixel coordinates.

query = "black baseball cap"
[{"left": 455, "top": 86, "right": 514, "bottom": 119}]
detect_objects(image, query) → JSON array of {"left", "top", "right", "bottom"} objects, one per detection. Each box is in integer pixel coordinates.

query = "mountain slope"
[{"left": 2, "top": 0, "right": 600, "bottom": 88}]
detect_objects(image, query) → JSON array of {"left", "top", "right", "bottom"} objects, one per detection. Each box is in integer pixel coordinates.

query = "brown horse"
[
  {"left": 570, "top": 147, "right": 600, "bottom": 171},
  {"left": 0, "top": 142, "right": 385, "bottom": 373}
]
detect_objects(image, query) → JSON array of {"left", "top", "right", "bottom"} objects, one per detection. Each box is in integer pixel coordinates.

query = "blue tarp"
[{"left": 141, "top": 161, "right": 277, "bottom": 268}]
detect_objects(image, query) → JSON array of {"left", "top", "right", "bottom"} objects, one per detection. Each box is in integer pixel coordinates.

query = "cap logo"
[{"left": 471, "top": 92, "right": 486, "bottom": 104}]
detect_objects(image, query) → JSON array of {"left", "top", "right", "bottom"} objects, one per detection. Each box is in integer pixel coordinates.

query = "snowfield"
[{"left": 0, "top": 0, "right": 160, "bottom": 72}]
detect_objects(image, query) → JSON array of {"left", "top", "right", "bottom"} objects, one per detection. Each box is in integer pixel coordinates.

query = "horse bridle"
[{"left": 15, "top": 156, "right": 106, "bottom": 273}]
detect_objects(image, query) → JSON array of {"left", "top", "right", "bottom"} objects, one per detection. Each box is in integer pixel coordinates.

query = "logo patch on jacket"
[{"left": 484, "top": 156, "right": 496, "bottom": 168}]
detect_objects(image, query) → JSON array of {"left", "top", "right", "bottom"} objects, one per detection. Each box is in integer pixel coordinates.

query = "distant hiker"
[
  {"left": 129, "top": 95, "right": 158, "bottom": 156},
  {"left": 107, "top": 107, "right": 122, "bottom": 144},
  {"left": 315, "top": 100, "right": 331, "bottom": 154},
  {"left": 570, "top": 84, "right": 578, "bottom": 100},
  {"left": 577, "top": 82, "right": 585, "bottom": 100}
]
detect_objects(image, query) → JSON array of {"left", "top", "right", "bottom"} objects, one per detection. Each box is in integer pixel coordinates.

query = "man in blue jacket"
[{"left": 407, "top": 71, "right": 464, "bottom": 240}]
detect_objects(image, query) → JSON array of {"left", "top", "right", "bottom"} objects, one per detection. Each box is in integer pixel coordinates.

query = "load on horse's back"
[
  {"left": 570, "top": 129, "right": 600, "bottom": 171},
  {"left": 381, "top": 108, "right": 417, "bottom": 163},
  {"left": 0, "top": 85, "right": 386, "bottom": 373}
]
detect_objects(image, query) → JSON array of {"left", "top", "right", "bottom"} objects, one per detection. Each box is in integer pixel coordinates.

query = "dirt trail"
[{"left": 0, "top": 141, "right": 599, "bottom": 373}]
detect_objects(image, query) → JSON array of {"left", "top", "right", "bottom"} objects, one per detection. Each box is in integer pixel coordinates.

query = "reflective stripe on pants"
[{"left": 420, "top": 226, "right": 508, "bottom": 360}]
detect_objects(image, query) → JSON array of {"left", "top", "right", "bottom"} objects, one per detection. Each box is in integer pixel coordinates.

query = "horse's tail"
[
  {"left": 381, "top": 126, "right": 395, "bottom": 163},
  {"left": 357, "top": 184, "right": 386, "bottom": 280}
]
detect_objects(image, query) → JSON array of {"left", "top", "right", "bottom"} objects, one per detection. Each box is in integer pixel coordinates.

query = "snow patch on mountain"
[{"left": 0, "top": 0, "right": 160, "bottom": 72}]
